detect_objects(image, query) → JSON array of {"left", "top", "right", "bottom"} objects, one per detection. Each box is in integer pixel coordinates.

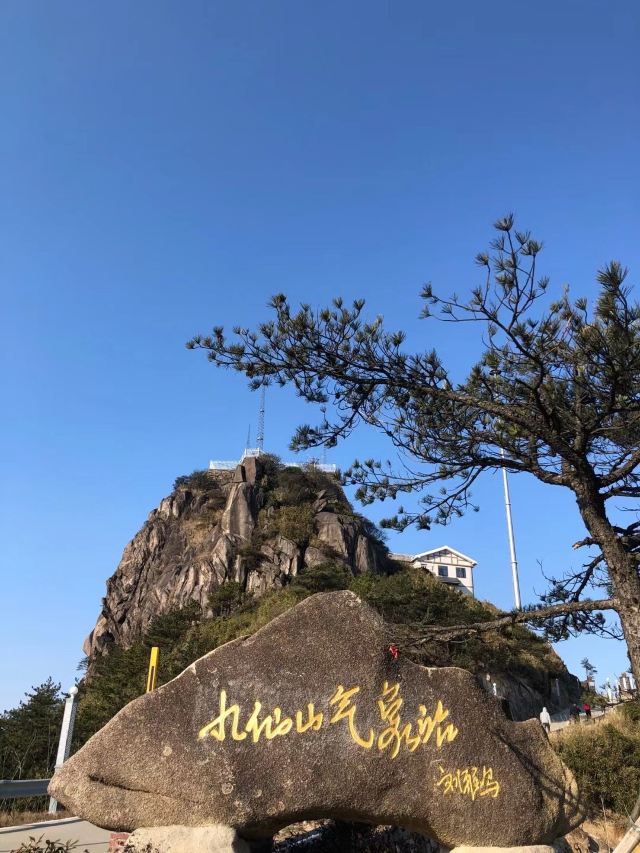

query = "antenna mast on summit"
[{"left": 256, "top": 387, "right": 265, "bottom": 452}]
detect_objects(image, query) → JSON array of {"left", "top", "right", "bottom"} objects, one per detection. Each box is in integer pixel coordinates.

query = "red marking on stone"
[
  {"left": 109, "top": 832, "right": 130, "bottom": 851},
  {"left": 388, "top": 644, "right": 399, "bottom": 659}
]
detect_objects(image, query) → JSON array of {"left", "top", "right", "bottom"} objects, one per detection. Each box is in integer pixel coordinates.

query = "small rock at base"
[
  {"left": 451, "top": 847, "right": 555, "bottom": 853},
  {"left": 123, "top": 825, "right": 250, "bottom": 853}
]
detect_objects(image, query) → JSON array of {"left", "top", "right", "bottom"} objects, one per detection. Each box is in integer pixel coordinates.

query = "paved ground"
[
  {"left": 0, "top": 817, "right": 112, "bottom": 852},
  {"left": 549, "top": 707, "right": 606, "bottom": 732}
]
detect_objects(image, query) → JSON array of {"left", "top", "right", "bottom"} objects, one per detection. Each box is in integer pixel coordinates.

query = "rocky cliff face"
[
  {"left": 84, "top": 458, "right": 387, "bottom": 659},
  {"left": 477, "top": 667, "right": 581, "bottom": 721}
]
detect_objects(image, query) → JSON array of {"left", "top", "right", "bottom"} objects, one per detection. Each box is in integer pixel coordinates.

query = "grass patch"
[{"left": 0, "top": 811, "right": 71, "bottom": 829}]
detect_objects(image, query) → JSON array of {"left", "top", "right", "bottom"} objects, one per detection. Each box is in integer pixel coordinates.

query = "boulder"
[
  {"left": 53, "top": 591, "right": 584, "bottom": 847},
  {"left": 123, "top": 825, "right": 249, "bottom": 853}
]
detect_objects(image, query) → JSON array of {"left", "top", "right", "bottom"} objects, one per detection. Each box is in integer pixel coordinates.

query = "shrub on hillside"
[
  {"left": 208, "top": 582, "right": 245, "bottom": 617},
  {"left": 267, "top": 466, "right": 315, "bottom": 507},
  {"left": 260, "top": 504, "right": 315, "bottom": 546},
  {"left": 580, "top": 688, "right": 607, "bottom": 708},
  {"left": 555, "top": 716, "right": 640, "bottom": 816},
  {"left": 292, "top": 562, "right": 352, "bottom": 593},
  {"left": 173, "top": 470, "right": 222, "bottom": 493},
  {"left": 236, "top": 543, "right": 264, "bottom": 572},
  {"left": 260, "top": 460, "right": 345, "bottom": 509},
  {"left": 619, "top": 700, "right": 640, "bottom": 724}
]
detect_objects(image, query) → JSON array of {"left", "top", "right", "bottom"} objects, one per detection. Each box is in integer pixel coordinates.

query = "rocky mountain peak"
[{"left": 84, "top": 457, "right": 388, "bottom": 660}]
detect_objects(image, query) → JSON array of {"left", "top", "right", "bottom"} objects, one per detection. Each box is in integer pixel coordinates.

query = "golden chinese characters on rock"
[{"left": 198, "top": 680, "right": 501, "bottom": 800}]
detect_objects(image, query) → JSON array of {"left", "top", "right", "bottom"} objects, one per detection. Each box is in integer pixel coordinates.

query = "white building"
[
  {"left": 617, "top": 671, "right": 637, "bottom": 700},
  {"left": 389, "top": 546, "right": 477, "bottom": 596}
]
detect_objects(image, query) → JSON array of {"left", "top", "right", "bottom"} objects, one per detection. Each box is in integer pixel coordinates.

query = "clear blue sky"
[{"left": 1, "top": 1, "right": 638, "bottom": 710}]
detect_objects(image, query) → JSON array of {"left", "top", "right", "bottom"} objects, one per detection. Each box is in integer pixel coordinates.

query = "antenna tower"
[{"left": 256, "top": 387, "right": 265, "bottom": 452}]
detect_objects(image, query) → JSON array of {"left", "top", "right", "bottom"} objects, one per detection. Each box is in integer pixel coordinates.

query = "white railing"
[
  {"left": 209, "top": 456, "right": 337, "bottom": 474},
  {"left": 284, "top": 462, "right": 338, "bottom": 473},
  {"left": 241, "top": 448, "right": 262, "bottom": 459}
]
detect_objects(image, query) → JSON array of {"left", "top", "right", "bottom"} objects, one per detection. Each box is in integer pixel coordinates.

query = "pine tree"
[
  {"left": 0, "top": 680, "right": 64, "bottom": 811},
  {"left": 188, "top": 216, "right": 640, "bottom": 683}
]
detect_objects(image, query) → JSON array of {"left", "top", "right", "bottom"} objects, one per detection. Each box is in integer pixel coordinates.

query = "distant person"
[
  {"left": 539, "top": 707, "right": 551, "bottom": 733},
  {"left": 583, "top": 701, "right": 592, "bottom": 719},
  {"left": 569, "top": 704, "right": 581, "bottom": 724}
]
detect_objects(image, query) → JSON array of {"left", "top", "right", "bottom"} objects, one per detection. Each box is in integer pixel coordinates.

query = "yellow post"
[{"left": 146, "top": 646, "right": 159, "bottom": 693}]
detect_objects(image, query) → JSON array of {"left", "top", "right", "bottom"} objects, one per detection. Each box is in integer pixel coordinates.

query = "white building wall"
[
  {"left": 417, "top": 557, "right": 474, "bottom": 596},
  {"left": 390, "top": 547, "right": 476, "bottom": 596}
]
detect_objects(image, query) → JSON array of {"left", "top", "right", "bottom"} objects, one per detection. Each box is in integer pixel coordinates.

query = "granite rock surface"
[{"left": 51, "top": 591, "right": 584, "bottom": 847}]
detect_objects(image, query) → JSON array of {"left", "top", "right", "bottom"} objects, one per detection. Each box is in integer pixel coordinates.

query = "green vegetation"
[
  {"left": 173, "top": 469, "right": 224, "bottom": 493},
  {"left": 619, "top": 700, "right": 640, "bottom": 724},
  {"left": 0, "top": 811, "right": 70, "bottom": 829},
  {"left": 71, "top": 565, "right": 565, "bottom": 749},
  {"left": 11, "top": 835, "right": 88, "bottom": 853},
  {"left": 555, "top": 705, "right": 640, "bottom": 816},
  {"left": 266, "top": 504, "right": 315, "bottom": 546},
  {"left": 579, "top": 688, "right": 607, "bottom": 709},
  {"left": 261, "top": 462, "right": 343, "bottom": 511},
  {"left": 208, "top": 582, "right": 245, "bottom": 616},
  {"left": 0, "top": 680, "right": 64, "bottom": 813}
]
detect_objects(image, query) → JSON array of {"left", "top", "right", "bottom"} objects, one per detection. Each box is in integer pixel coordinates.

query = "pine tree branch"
[{"left": 407, "top": 598, "right": 616, "bottom": 644}]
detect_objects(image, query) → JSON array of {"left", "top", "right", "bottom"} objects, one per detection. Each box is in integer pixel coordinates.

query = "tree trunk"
[
  {"left": 614, "top": 594, "right": 640, "bottom": 690},
  {"left": 575, "top": 477, "right": 640, "bottom": 686}
]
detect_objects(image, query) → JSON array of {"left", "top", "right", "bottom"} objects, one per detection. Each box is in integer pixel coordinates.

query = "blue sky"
[{"left": 1, "top": 0, "right": 638, "bottom": 710}]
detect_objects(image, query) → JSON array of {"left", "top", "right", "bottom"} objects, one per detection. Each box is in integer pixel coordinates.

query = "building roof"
[{"left": 411, "top": 545, "right": 477, "bottom": 567}]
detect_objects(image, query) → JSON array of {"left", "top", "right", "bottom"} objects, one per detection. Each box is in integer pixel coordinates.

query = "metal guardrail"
[
  {"left": 0, "top": 778, "right": 51, "bottom": 799},
  {"left": 210, "top": 457, "right": 337, "bottom": 473}
]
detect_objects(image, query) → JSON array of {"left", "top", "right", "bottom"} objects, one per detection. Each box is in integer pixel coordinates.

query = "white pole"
[
  {"left": 500, "top": 448, "right": 522, "bottom": 609},
  {"left": 48, "top": 685, "right": 79, "bottom": 813},
  {"left": 612, "top": 817, "right": 640, "bottom": 853}
]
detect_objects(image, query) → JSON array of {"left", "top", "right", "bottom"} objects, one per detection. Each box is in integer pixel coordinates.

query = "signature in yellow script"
[
  {"left": 198, "top": 681, "right": 458, "bottom": 758},
  {"left": 436, "top": 765, "right": 500, "bottom": 800}
]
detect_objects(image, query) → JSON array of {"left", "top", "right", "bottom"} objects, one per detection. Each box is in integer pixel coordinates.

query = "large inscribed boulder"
[{"left": 50, "top": 591, "right": 583, "bottom": 847}]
